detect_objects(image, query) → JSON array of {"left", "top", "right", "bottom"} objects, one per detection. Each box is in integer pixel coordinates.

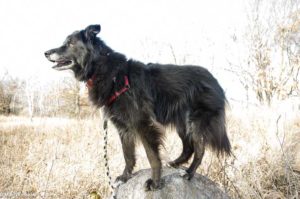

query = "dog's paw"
[
  {"left": 115, "top": 174, "right": 131, "bottom": 184},
  {"left": 166, "top": 161, "right": 179, "bottom": 168},
  {"left": 179, "top": 169, "right": 194, "bottom": 180},
  {"left": 112, "top": 180, "right": 124, "bottom": 189},
  {"left": 113, "top": 173, "right": 132, "bottom": 188},
  {"left": 144, "top": 178, "right": 163, "bottom": 191},
  {"left": 179, "top": 169, "right": 188, "bottom": 177}
]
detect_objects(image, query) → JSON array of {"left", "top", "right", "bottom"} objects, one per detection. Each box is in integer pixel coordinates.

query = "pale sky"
[{"left": 0, "top": 0, "right": 247, "bottom": 99}]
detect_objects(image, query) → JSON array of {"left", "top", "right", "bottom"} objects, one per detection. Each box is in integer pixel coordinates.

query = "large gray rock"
[{"left": 114, "top": 167, "right": 230, "bottom": 199}]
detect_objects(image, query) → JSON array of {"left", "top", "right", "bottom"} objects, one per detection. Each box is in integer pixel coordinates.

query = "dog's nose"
[{"left": 44, "top": 50, "right": 51, "bottom": 58}]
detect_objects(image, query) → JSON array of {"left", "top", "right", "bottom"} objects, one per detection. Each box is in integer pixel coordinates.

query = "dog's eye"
[{"left": 66, "top": 39, "right": 74, "bottom": 47}]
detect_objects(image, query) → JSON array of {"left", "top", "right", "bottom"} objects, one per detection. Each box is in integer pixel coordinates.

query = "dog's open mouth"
[{"left": 52, "top": 59, "right": 73, "bottom": 71}]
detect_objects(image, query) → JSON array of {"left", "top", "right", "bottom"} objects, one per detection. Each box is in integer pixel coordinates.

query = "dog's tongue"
[
  {"left": 52, "top": 60, "right": 73, "bottom": 71},
  {"left": 57, "top": 60, "right": 70, "bottom": 66},
  {"left": 52, "top": 60, "right": 71, "bottom": 68}
]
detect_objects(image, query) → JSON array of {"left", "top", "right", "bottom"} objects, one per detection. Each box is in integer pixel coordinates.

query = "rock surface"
[{"left": 114, "top": 167, "right": 230, "bottom": 199}]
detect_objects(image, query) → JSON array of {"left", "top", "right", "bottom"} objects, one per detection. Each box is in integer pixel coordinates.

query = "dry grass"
[{"left": 0, "top": 106, "right": 299, "bottom": 199}]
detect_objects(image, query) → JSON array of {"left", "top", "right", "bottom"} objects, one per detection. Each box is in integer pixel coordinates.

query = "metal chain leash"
[{"left": 103, "top": 119, "right": 117, "bottom": 199}]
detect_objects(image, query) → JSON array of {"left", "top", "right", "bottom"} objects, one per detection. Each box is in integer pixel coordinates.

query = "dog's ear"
[{"left": 84, "top": 24, "right": 101, "bottom": 40}]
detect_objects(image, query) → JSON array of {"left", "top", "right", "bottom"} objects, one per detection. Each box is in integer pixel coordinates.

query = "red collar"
[{"left": 86, "top": 75, "right": 130, "bottom": 106}]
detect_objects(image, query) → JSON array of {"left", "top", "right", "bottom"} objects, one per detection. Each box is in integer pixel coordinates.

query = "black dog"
[{"left": 45, "top": 25, "right": 231, "bottom": 191}]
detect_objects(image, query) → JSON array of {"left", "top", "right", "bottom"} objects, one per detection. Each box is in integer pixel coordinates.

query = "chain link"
[{"left": 103, "top": 119, "right": 116, "bottom": 199}]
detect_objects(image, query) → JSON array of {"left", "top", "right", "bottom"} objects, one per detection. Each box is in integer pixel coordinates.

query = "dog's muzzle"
[{"left": 44, "top": 50, "right": 74, "bottom": 71}]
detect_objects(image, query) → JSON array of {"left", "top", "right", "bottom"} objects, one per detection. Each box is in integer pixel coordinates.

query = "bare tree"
[
  {"left": 0, "top": 72, "right": 19, "bottom": 115},
  {"left": 229, "top": 0, "right": 300, "bottom": 106}
]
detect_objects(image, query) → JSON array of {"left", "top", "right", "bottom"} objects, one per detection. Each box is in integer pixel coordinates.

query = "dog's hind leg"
[
  {"left": 168, "top": 123, "right": 194, "bottom": 168},
  {"left": 181, "top": 125, "right": 205, "bottom": 180},
  {"left": 137, "top": 117, "right": 164, "bottom": 191}
]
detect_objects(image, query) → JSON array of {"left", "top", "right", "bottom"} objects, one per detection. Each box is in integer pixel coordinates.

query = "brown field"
[{"left": 0, "top": 106, "right": 299, "bottom": 199}]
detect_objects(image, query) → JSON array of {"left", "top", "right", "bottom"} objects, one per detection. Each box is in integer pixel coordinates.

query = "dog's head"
[{"left": 45, "top": 24, "right": 111, "bottom": 81}]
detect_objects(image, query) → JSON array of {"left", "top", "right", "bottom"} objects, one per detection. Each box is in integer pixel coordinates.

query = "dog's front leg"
[
  {"left": 141, "top": 138, "right": 162, "bottom": 191},
  {"left": 138, "top": 118, "right": 164, "bottom": 191},
  {"left": 115, "top": 133, "right": 136, "bottom": 183}
]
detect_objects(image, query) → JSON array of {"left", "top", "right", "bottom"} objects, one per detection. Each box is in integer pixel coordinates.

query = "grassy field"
[{"left": 0, "top": 107, "right": 299, "bottom": 199}]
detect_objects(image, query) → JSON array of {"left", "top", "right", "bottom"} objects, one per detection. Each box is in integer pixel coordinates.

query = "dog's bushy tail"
[{"left": 193, "top": 107, "right": 231, "bottom": 155}]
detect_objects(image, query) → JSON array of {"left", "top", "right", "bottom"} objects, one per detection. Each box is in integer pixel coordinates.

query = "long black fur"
[{"left": 45, "top": 24, "right": 231, "bottom": 191}]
